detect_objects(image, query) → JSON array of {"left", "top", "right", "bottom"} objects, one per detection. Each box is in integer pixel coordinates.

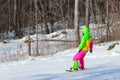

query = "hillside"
[{"left": 0, "top": 41, "right": 120, "bottom": 80}]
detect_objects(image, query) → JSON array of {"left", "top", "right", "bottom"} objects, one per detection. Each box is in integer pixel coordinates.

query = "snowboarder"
[{"left": 71, "top": 26, "right": 93, "bottom": 71}]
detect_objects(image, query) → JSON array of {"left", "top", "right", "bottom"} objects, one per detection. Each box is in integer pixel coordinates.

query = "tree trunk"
[
  {"left": 119, "top": 1, "right": 120, "bottom": 14},
  {"left": 90, "top": 0, "right": 95, "bottom": 23},
  {"left": 34, "top": 0, "right": 39, "bottom": 55},
  {"left": 8, "top": 0, "right": 11, "bottom": 33},
  {"left": 85, "top": 0, "right": 90, "bottom": 27},
  {"left": 13, "top": 0, "right": 17, "bottom": 38},
  {"left": 49, "top": 0, "right": 54, "bottom": 33},
  {"left": 106, "top": 0, "right": 109, "bottom": 41},
  {"left": 28, "top": 28, "right": 31, "bottom": 56},
  {"left": 74, "top": 0, "right": 80, "bottom": 43}
]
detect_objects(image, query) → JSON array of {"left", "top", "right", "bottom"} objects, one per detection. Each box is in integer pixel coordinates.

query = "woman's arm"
[{"left": 78, "top": 36, "right": 86, "bottom": 50}]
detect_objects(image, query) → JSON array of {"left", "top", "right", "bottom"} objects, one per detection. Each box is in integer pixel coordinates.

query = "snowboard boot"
[
  {"left": 70, "top": 67, "right": 78, "bottom": 71},
  {"left": 71, "top": 61, "right": 79, "bottom": 70}
]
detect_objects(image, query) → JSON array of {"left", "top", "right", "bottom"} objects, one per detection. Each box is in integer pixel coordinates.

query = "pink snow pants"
[{"left": 73, "top": 50, "right": 86, "bottom": 68}]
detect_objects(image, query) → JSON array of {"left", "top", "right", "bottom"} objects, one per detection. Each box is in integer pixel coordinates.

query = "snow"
[
  {"left": 0, "top": 40, "right": 120, "bottom": 80},
  {"left": 0, "top": 28, "right": 120, "bottom": 80}
]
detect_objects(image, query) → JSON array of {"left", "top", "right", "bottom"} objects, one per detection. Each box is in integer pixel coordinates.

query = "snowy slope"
[{"left": 0, "top": 41, "right": 120, "bottom": 80}]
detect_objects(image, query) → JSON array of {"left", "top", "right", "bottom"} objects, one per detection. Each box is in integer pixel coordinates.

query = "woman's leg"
[
  {"left": 73, "top": 51, "right": 81, "bottom": 60},
  {"left": 72, "top": 51, "right": 80, "bottom": 70},
  {"left": 78, "top": 50, "right": 86, "bottom": 69},
  {"left": 72, "top": 51, "right": 84, "bottom": 70},
  {"left": 72, "top": 60, "right": 78, "bottom": 70}
]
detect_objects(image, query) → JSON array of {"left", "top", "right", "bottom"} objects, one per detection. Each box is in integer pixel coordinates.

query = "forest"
[
  {"left": 0, "top": 0, "right": 120, "bottom": 41},
  {"left": 0, "top": 0, "right": 120, "bottom": 64}
]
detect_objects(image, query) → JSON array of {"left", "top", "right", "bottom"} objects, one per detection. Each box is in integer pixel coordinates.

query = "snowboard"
[{"left": 66, "top": 68, "right": 83, "bottom": 72}]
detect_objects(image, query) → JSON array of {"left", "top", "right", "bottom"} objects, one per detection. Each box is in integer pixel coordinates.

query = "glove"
[
  {"left": 79, "top": 50, "right": 81, "bottom": 52},
  {"left": 90, "top": 50, "right": 92, "bottom": 53}
]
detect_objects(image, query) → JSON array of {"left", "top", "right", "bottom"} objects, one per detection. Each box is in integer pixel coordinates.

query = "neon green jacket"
[{"left": 78, "top": 27, "right": 93, "bottom": 52}]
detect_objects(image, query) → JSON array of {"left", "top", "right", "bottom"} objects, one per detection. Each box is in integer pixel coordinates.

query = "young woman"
[{"left": 71, "top": 27, "right": 93, "bottom": 70}]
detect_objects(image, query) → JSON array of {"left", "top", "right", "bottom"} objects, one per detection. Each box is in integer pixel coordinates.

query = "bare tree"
[
  {"left": 86, "top": 0, "right": 90, "bottom": 27},
  {"left": 0, "top": 0, "right": 120, "bottom": 42},
  {"left": 34, "top": 0, "right": 40, "bottom": 55},
  {"left": 74, "top": 0, "right": 80, "bottom": 43},
  {"left": 13, "top": 0, "right": 17, "bottom": 38},
  {"left": 106, "top": 0, "right": 109, "bottom": 41}
]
